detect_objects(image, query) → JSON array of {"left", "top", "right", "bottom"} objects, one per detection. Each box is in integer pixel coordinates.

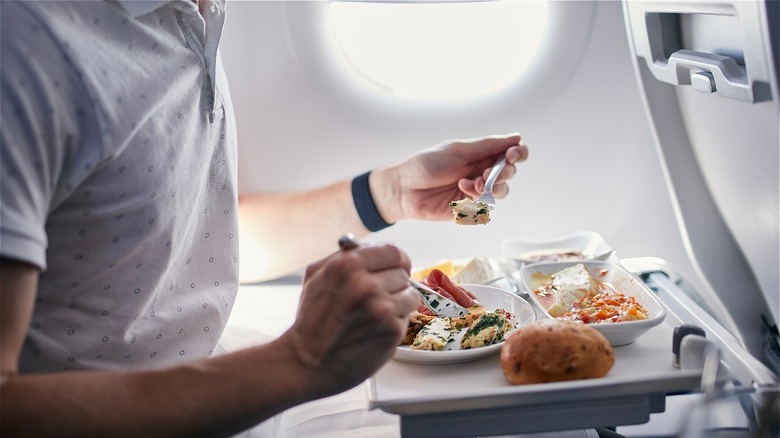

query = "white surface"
[
  {"left": 518, "top": 261, "right": 666, "bottom": 346},
  {"left": 394, "top": 284, "right": 536, "bottom": 365}
]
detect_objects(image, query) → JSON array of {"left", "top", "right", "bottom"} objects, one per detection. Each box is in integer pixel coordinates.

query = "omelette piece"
[
  {"left": 460, "top": 309, "right": 514, "bottom": 349},
  {"left": 449, "top": 306, "right": 486, "bottom": 331},
  {"left": 401, "top": 311, "right": 436, "bottom": 345},
  {"left": 449, "top": 197, "right": 490, "bottom": 225},
  {"left": 546, "top": 263, "right": 598, "bottom": 317},
  {"left": 410, "top": 317, "right": 453, "bottom": 351}
]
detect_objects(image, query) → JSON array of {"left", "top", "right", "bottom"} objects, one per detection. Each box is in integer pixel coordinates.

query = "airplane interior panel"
[
  {"left": 3, "top": 0, "right": 777, "bottom": 436},
  {"left": 221, "top": 1, "right": 702, "bottom": 294}
]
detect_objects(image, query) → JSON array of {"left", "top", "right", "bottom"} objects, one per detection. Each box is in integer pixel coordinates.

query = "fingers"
[
  {"left": 333, "top": 240, "right": 417, "bottom": 318},
  {"left": 506, "top": 142, "right": 529, "bottom": 164},
  {"left": 474, "top": 135, "right": 528, "bottom": 167},
  {"left": 456, "top": 137, "right": 528, "bottom": 199},
  {"left": 482, "top": 161, "right": 517, "bottom": 183},
  {"left": 457, "top": 178, "right": 477, "bottom": 197},
  {"left": 308, "top": 237, "right": 411, "bottom": 281},
  {"left": 470, "top": 133, "right": 522, "bottom": 151},
  {"left": 394, "top": 286, "right": 423, "bottom": 318},
  {"left": 348, "top": 243, "right": 411, "bottom": 274},
  {"left": 467, "top": 163, "right": 516, "bottom": 196},
  {"left": 313, "top": 240, "right": 414, "bottom": 311},
  {"left": 293, "top": 242, "right": 418, "bottom": 378}
]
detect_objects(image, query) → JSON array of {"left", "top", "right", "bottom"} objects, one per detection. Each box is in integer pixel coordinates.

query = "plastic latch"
[
  {"left": 690, "top": 71, "right": 716, "bottom": 93},
  {"left": 673, "top": 324, "right": 706, "bottom": 368}
]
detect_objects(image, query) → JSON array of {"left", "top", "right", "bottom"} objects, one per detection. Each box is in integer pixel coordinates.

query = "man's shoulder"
[{"left": 1, "top": 1, "right": 118, "bottom": 68}]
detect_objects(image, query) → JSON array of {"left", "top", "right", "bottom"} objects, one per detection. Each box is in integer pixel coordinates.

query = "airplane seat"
[{"left": 623, "top": 0, "right": 779, "bottom": 368}]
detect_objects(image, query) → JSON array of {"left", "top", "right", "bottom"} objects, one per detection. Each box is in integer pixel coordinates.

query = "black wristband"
[{"left": 351, "top": 171, "right": 393, "bottom": 232}]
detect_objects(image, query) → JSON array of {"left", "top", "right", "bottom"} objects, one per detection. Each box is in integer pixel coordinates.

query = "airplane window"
[
  {"left": 328, "top": 1, "right": 549, "bottom": 101},
  {"left": 272, "top": 0, "right": 592, "bottom": 126}
]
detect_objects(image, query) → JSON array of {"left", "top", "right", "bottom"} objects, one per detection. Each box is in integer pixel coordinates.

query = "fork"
[
  {"left": 475, "top": 155, "right": 507, "bottom": 210},
  {"left": 337, "top": 234, "right": 468, "bottom": 317}
]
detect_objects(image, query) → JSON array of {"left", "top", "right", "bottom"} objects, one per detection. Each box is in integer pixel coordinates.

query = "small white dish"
[
  {"left": 411, "top": 256, "right": 503, "bottom": 285},
  {"left": 503, "top": 230, "right": 614, "bottom": 266},
  {"left": 518, "top": 260, "right": 666, "bottom": 346},
  {"left": 394, "top": 284, "right": 536, "bottom": 365}
]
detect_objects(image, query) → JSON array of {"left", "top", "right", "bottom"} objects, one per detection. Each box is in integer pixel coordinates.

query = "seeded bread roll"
[{"left": 500, "top": 319, "right": 614, "bottom": 385}]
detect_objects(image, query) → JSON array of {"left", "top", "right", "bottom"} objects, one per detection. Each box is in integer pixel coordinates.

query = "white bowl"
[
  {"left": 394, "top": 284, "right": 536, "bottom": 365},
  {"left": 518, "top": 260, "right": 666, "bottom": 346},
  {"left": 503, "top": 230, "right": 614, "bottom": 266}
]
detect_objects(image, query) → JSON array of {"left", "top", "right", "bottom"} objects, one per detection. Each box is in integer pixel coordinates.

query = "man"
[{"left": 0, "top": 0, "right": 528, "bottom": 436}]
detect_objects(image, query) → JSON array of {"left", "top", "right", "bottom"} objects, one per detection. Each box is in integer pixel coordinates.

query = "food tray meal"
[
  {"left": 370, "top": 313, "right": 698, "bottom": 412},
  {"left": 368, "top": 268, "right": 701, "bottom": 437}
]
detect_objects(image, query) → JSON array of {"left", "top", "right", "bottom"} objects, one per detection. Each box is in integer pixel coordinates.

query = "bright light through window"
[{"left": 329, "top": 1, "right": 548, "bottom": 101}]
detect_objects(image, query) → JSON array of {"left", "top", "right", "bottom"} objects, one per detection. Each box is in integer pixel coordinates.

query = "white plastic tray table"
[{"left": 369, "top": 319, "right": 702, "bottom": 437}]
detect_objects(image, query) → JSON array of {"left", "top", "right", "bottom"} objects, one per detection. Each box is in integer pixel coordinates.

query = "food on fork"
[
  {"left": 449, "top": 197, "right": 490, "bottom": 225},
  {"left": 500, "top": 319, "right": 614, "bottom": 385}
]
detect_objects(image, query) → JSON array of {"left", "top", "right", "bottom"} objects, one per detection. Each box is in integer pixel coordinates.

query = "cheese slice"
[
  {"left": 411, "top": 259, "right": 455, "bottom": 281},
  {"left": 452, "top": 256, "right": 497, "bottom": 284},
  {"left": 546, "top": 263, "right": 598, "bottom": 317}
]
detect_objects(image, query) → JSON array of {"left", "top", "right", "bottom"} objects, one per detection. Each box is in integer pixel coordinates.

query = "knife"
[
  {"left": 337, "top": 234, "right": 469, "bottom": 318},
  {"left": 408, "top": 278, "right": 469, "bottom": 318}
]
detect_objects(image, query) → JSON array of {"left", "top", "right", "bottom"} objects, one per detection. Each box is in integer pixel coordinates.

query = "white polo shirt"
[{"left": 1, "top": 0, "right": 240, "bottom": 372}]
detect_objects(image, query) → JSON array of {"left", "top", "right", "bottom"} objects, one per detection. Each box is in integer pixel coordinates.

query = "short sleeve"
[{"left": 0, "top": 2, "right": 94, "bottom": 269}]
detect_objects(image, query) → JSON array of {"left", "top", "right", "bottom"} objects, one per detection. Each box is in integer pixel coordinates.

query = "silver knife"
[
  {"left": 408, "top": 278, "right": 469, "bottom": 318},
  {"left": 337, "top": 234, "right": 469, "bottom": 318}
]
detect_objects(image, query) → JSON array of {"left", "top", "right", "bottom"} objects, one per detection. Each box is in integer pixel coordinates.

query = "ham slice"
[{"left": 416, "top": 269, "right": 478, "bottom": 315}]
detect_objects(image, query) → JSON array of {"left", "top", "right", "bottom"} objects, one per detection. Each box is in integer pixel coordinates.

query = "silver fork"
[
  {"left": 337, "top": 235, "right": 468, "bottom": 317},
  {"left": 474, "top": 155, "right": 507, "bottom": 210}
]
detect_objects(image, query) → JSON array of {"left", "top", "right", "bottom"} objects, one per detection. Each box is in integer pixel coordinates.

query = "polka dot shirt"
[{"left": 1, "top": 0, "right": 239, "bottom": 372}]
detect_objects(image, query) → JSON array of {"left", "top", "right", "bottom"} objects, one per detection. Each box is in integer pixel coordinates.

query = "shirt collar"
[{"left": 115, "top": 0, "right": 189, "bottom": 18}]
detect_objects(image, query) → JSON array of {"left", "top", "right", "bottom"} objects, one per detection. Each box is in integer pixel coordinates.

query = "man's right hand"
[{"left": 280, "top": 242, "right": 420, "bottom": 398}]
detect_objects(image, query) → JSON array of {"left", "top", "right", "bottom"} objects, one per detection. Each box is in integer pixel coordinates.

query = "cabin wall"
[{"left": 220, "top": 0, "right": 703, "bottom": 291}]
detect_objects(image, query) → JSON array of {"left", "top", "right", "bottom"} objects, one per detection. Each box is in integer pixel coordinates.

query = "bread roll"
[{"left": 500, "top": 319, "right": 614, "bottom": 385}]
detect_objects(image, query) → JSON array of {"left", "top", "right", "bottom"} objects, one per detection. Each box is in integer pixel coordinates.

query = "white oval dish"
[
  {"left": 394, "top": 284, "right": 536, "bottom": 365},
  {"left": 503, "top": 230, "right": 614, "bottom": 266},
  {"left": 518, "top": 260, "right": 666, "bottom": 346}
]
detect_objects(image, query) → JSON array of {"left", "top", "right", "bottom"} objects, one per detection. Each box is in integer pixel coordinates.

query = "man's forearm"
[
  {"left": 237, "top": 180, "right": 368, "bottom": 283},
  {"left": 0, "top": 338, "right": 313, "bottom": 437}
]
